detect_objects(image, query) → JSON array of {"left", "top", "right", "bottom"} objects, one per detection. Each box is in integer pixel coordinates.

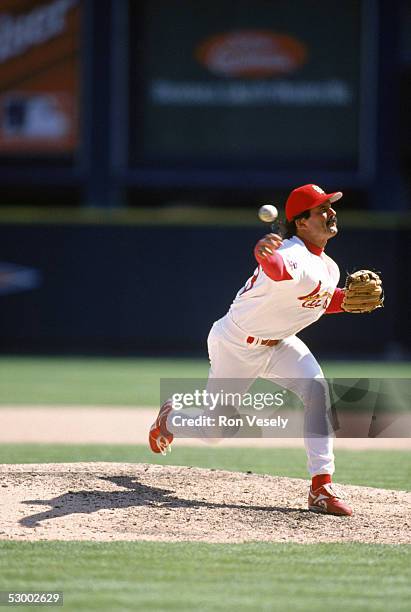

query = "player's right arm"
[{"left": 254, "top": 234, "right": 292, "bottom": 281}]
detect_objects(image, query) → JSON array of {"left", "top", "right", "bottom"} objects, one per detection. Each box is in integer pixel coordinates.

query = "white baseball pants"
[{"left": 205, "top": 314, "right": 335, "bottom": 477}]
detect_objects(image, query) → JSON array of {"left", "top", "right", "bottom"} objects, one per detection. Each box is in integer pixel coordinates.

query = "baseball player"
[{"left": 149, "top": 184, "right": 383, "bottom": 516}]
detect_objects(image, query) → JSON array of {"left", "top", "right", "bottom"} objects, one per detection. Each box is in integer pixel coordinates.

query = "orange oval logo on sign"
[{"left": 196, "top": 30, "right": 307, "bottom": 78}]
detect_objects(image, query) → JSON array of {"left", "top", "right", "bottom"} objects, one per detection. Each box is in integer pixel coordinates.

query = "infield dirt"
[
  {"left": 0, "top": 463, "right": 410, "bottom": 544},
  {"left": 1, "top": 407, "right": 410, "bottom": 448}
]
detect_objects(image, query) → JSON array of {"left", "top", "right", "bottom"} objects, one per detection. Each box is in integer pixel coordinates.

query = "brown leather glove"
[{"left": 341, "top": 270, "right": 384, "bottom": 313}]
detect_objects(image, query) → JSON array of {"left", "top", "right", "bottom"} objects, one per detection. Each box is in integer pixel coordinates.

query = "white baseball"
[{"left": 258, "top": 204, "right": 278, "bottom": 223}]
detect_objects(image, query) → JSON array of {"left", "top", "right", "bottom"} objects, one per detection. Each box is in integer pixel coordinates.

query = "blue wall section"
[{"left": 0, "top": 224, "right": 407, "bottom": 356}]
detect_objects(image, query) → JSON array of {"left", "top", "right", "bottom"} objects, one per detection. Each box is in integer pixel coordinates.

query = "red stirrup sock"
[{"left": 312, "top": 474, "right": 332, "bottom": 490}]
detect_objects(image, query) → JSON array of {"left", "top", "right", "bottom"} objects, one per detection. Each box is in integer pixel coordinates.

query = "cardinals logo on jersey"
[{"left": 298, "top": 281, "right": 333, "bottom": 309}]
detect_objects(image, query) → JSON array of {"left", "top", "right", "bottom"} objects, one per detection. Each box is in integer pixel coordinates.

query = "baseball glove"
[{"left": 341, "top": 270, "right": 384, "bottom": 313}]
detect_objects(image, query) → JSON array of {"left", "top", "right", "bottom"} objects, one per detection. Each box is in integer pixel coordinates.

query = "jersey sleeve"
[
  {"left": 254, "top": 246, "right": 292, "bottom": 281},
  {"left": 325, "top": 287, "right": 345, "bottom": 314}
]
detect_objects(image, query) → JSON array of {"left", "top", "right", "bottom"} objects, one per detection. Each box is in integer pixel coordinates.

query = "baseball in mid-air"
[{"left": 258, "top": 204, "right": 278, "bottom": 223}]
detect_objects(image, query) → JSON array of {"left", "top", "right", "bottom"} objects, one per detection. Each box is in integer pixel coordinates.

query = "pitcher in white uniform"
[{"left": 150, "top": 184, "right": 353, "bottom": 516}]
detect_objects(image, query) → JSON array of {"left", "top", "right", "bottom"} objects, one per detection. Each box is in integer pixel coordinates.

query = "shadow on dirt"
[{"left": 19, "top": 475, "right": 309, "bottom": 527}]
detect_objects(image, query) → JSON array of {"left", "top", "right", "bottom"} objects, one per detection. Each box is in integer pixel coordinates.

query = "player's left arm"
[
  {"left": 326, "top": 270, "right": 384, "bottom": 314},
  {"left": 323, "top": 255, "right": 344, "bottom": 314},
  {"left": 325, "top": 287, "right": 345, "bottom": 314}
]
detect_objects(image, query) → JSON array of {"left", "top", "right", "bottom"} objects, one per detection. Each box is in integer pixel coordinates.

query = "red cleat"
[
  {"left": 308, "top": 483, "right": 353, "bottom": 516},
  {"left": 149, "top": 401, "right": 174, "bottom": 455}
]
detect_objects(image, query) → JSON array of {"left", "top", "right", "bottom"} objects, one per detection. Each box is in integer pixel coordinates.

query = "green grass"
[
  {"left": 0, "top": 357, "right": 410, "bottom": 406},
  {"left": 0, "top": 357, "right": 207, "bottom": 405},
  {"left": 0, "top": 444, "right": 409, "bottom": 490},
  {"left": 0, "top": 541, "right": 409, "bottom": 611}
]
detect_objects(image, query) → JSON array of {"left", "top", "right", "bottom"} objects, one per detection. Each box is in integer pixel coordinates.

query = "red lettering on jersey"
[{"left": 298, "top": 281, "right": 332, "bottom": 309}]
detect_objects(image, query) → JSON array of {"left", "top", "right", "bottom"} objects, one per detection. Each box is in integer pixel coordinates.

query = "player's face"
[{"left": 298, "top": 201, "right": 338, "bottom": 244}]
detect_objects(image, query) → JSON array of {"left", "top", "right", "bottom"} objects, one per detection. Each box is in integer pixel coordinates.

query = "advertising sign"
[
  {"left": 138, "top": 0, "right": 364, "bottom": 168},
  {"left": 0, "top": 0, "right": 81, "bottom": 154}
]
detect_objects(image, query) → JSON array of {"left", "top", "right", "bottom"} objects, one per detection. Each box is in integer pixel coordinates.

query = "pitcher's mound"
[{"left": 0, "top": 463, "right": 409, "bottom": 544}]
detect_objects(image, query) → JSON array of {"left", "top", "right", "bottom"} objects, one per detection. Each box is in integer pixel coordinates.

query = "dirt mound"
[{"left": 0, "top": 463, "right": 409, "bottom": 544}]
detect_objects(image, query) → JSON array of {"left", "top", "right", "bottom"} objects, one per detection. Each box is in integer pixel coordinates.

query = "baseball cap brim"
[{"left": 327, "top": 191, "right": 343, "bottom": 204}]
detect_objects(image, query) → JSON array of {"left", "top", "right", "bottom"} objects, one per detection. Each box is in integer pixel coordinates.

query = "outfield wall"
[{"left": 0, "top": 221, "right": 408, "bottom": 357}]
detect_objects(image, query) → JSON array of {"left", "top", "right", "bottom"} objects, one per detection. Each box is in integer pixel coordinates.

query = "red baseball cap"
[{"left": 285, "top": 184, "right": 343, "bottom": 221}]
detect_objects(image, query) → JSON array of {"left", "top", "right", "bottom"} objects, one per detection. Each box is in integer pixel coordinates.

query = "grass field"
[
  {"left": 0, "top": 356, "right": 410, "bottom": 405},
  {"left": 0, "top": 356, "right": 410, "bottom": 611},
  {"left": 0, "top": 541, "right": 410, "bottom": 612},
  {"left": 1, "top": 444, "right": 410, "bottom": 491}
]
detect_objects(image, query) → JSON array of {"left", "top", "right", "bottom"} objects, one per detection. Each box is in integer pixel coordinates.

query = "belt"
[{"left": 246, "top": 336, "right": 280, "bottom": 347}]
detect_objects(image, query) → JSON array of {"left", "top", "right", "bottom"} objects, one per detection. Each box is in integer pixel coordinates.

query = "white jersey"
[{"left": 228, "top": 236, "right": 340, "bottom": 339}]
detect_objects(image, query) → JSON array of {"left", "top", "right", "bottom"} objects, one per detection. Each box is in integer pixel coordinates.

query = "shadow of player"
[{"left": 19, "top": 475, "right": 309, "bottom": 527}]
